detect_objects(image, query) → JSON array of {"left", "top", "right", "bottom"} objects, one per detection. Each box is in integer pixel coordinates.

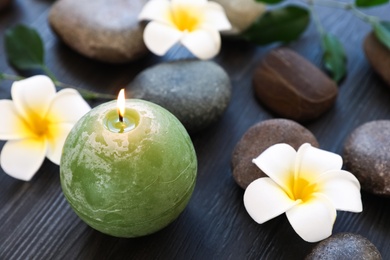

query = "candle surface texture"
[{"left": 60, "top": 99, "right": 197, "bottom": 237}]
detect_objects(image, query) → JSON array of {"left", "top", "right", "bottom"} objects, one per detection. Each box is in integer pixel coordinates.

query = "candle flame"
[{"left": 117, "top": 89, "right": 125, "bottom": 122}]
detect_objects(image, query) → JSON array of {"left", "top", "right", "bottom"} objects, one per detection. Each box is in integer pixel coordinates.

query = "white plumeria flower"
[
  {"left": 138, "top": 0, "right": 231, "bottom": 60},
  {"left": 244, "top": 143, "right": 362, "bottom": 243},
  {"left": 0, "top": 75, "right": 91, "bottom": 181}
]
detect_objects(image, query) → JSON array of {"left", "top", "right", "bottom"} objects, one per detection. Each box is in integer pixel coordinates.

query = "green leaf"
[
  {"left": 355, "top": 0, "right": 388, "bottom": 7},
  {"left": 242, "top": 5, "right": 310, "bottom": 45},
  {"left": 321, "top": 34, "right": 347, "bottom": 83},
  {"left": 255, "top": 0, "right": 284, "bottom": 4},
  {"left": 372, "top": 21, "right": 390, "bottom": 50},
  {"left": 4, "top": 24, "right": 45, "bottom": 70}
]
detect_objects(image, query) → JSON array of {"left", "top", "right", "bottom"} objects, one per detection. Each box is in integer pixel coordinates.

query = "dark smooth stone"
[
  {"left": 364, "top": 32, "right": 390, "bottom": 87},
  {"left": 306, "top": 233, "right": 382, "bottom": 260},
  {"left": 49, "top": 0, "right": 148, "bottom": 63},
  {"left": 253, "top": 48, "right": 338, "bottom": 122},
  {"left": 343, "top": 120, "right": 390, "bottom": 196},
  {"left": 127, "top": 60, "right": 231, "bottom": 133},
  {"left": 231, "top": 118, "right": 318, "bottom": 189}
]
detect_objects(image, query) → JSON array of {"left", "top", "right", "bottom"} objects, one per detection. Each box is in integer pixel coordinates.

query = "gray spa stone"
[
  {"left": 306, "top": 233, "right": 381, "bottom": 260},
  {"left": 127, "top": 60, "right": 231, "bottom": 133},
  {"left": 49, "top": 0, "right": 148, "bottom": 63}
]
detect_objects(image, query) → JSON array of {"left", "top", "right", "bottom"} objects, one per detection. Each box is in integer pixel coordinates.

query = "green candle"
[{"left": 60, "top": 97, "right": 197, "bottom": 237}]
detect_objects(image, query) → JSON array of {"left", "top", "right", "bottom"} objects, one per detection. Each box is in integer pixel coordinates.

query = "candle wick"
[{"left": 118, "top": 107, "right": 123, "bottom": 123}]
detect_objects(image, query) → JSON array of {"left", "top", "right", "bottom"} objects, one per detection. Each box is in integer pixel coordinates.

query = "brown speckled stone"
[
  {"left": 253, "top": 48, "right": 338, "bottom": 122},
  {"left": 344, "top": 120, "right": 390, "bottom": 196},
  {"left": 305, "top": 233, "right": 382, "bottom": 260},
  {"left": 231, "top": 119, "right": 318, "bottom": 189},
  {"left": 364, "top": 32, "right": 390, "bottom": 87}
]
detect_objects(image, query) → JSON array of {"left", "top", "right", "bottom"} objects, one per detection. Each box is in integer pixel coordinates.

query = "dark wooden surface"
[{"left": 1, "top": 1, "right": 390, "bottom": 259}]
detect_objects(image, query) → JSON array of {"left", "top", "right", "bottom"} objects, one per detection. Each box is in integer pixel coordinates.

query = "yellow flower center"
[
  {"left": 21, "top": 109, "right": 52, "bottom": 139},
  {"left": 28, "top": 113, "right": 49, "bottom": 137},
  {"left": 169, "top": 4, "right": 203, "bottom": 32},
  {"left": 286, "top": 175, "right": 318, "bottom": 203}
]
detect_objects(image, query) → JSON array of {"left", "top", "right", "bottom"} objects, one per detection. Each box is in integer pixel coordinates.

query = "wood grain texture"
[{"left": 1, "top": 1, "right": 390, "bottom": 259}]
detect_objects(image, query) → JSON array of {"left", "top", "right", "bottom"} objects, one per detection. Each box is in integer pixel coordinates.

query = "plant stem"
[
  {"left": 308, "top": 0, "right": 325, "bottom": 36},
  {"left": 54, "top": 80, "right": 116, "bottom": 100},
  {"left": 310, "top": 0, "right": 348, "bottom": 9},
  {"left": 305, "top": 0, "right": 379, "bottom": 24},
  {"left": 0, "top": 73, "right": 23, "bottom": 81},
  {"left": 349, "top": 5, "right": 378, "bottom": 24},
  {"left": 42, "top": 65, "right": 59, "bottom": 83},
  {"left": 0, "top": 72, "right": 116, "bottom": 100}
]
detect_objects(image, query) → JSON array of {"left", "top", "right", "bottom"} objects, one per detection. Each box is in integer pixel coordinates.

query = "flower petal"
[
  {"left": 1, "top": 138, "right": 47, "bottom": 181},
  {"left": 203, "top": 2, "right": 232, "bottom": 31},
  {"left": 286, "top": 193, "right": 336, "bottom": 242},
  {"left": 180, "top": 28, "right": 220, "bottom": 59},
  {"left": 316, "top": 170, "right": 362, "bottom": 212},
  {"left": 143, "top": 22, "right": 183, "bottom": 56},
  {"left": 244, "top": 178, "right": 298, "bottom": 224},
  {"left": 0, "top": 100, "right": 34, "bottom": 140},
  {"left": 172, "top": 0, "right": 208, "bottom": 5},
  {"left": 11, "top": 75, "right": 56, "bottom": 121},
  {"left": 295, "top": 143, "right": 343, "bottom": 184},
  {"left": 252, "top": 143, "right": 297, "bottom": 196},
  {"left": 138, "top": 0, "right": 173, "bottom": 25},
  {"left": 46, "top": 123, "right": 74, "bottom": 165},
  {"left": 46, "top": 88, "right": 91, "bottom": 124}
]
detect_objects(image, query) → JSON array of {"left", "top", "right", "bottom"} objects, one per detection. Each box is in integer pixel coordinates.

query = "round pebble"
[
  {"left": 253, "top": 48, "right": 338, "bottom": 122},
  {"left": 231, "top": 119, "right": 319, "bottom": 189},
  {"left": 343, "top": 120, "right": 390, "bottom": 196},
  {"left": 213, "top": 0, "right": 266, "bottom": 35},
  {"left": 49, "top": 0, "right": 148, "bottom": 63},
  {"left": 364, "top": 32, "right": 390, "bottom": 87},
  {"left": 306, "top": 233, "right": 382, "bottom": 260},
  {"left": 127, "top": 60, "right": 231, "bottom": 133}
]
